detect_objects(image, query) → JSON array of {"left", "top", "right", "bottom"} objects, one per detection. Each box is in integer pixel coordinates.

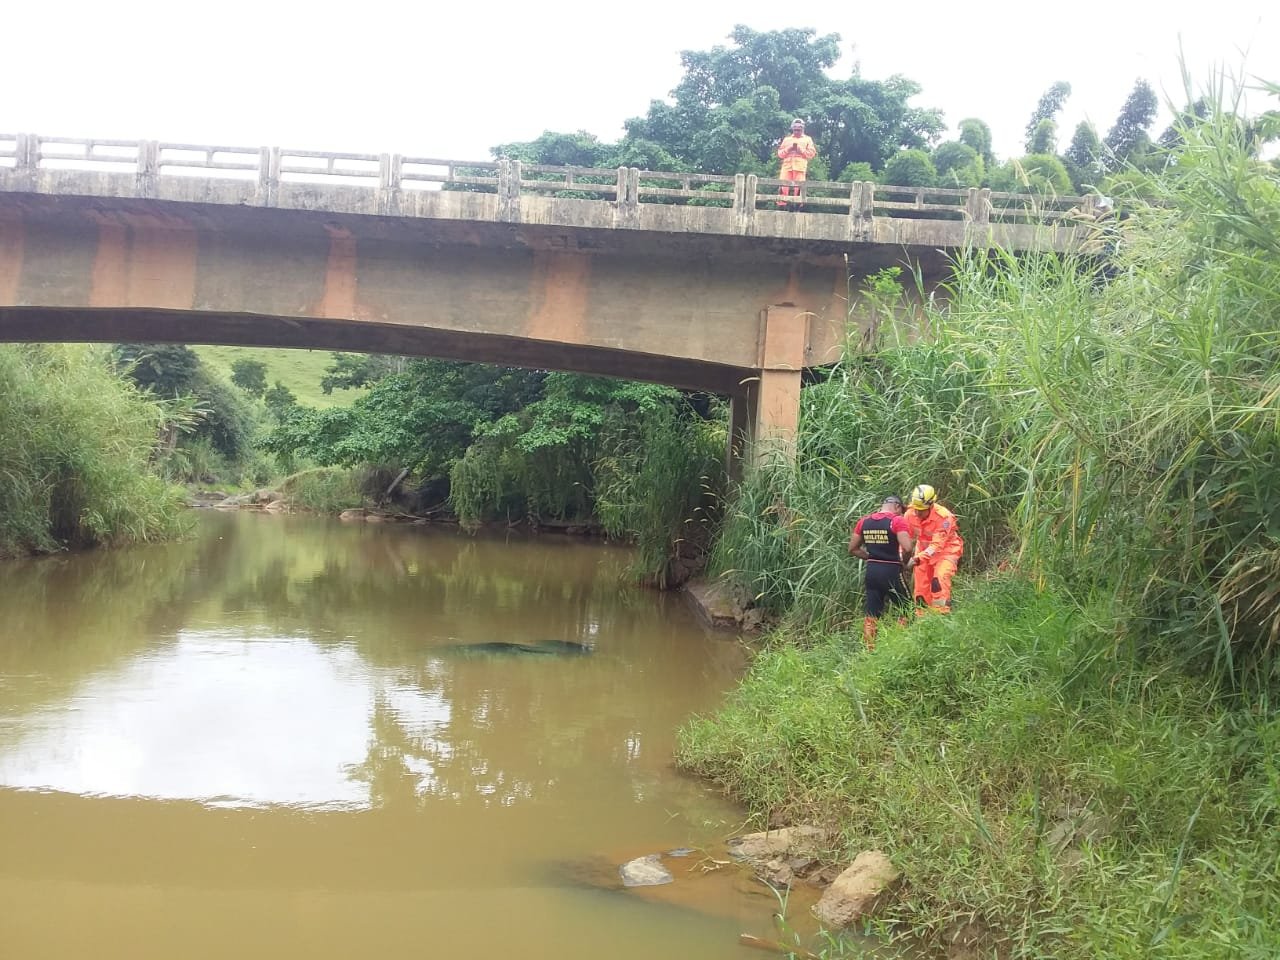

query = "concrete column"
[
  {"left": 378, "top": 153, "right": 402, "bottom": 215},
  {"left": 754, "top": 304, "right": 806, "bottom": 464},
  {"left": 726, "top": 304, "right": 807, "bottom": 476},
  {"left": 498, "top": 159, "right": 522, "bottom": 222},
  {"left": 615, "top": 166, "right": 639, "bottom": 228},
  {"left": 135, "top": 141, "right": 159, "bottom": 198},
  {"left": 726, "top": 377, "right": 757, "bottom": 482},
  {"left": 742, "top": 174, "right": 758, "bottom": 234},
  {"left": 13, "top": 134, "right": 38, "bottom": 190},
  {"left": 966, "top": 186, "right": 990, "bottom": 225},
  {"left": 256, "top": 146, "right": 280, "bottom": 206},
  {"left": 849, "top": 180, "right": 868, "bottom": 237},
  {"left": 859, "top": 180, "right": 875, "bottom": 219}
]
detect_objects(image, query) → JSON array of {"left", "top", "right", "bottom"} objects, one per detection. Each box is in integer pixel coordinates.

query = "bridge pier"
[{"left": 726, "top": 305, "right": 807, "bottom": 478}]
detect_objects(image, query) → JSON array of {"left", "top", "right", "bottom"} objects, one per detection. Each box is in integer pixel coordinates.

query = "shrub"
[
  {"left": 931, "top": 141, "right": 983, "bottom": 187},
  {"left": 279, "top": 467, "right": 364, "bottom": 513},
  {"left": 881, "top": 149, "right": 937, "bottom": 187},
  {"left": 988, "top": 153, "right": 1074, "bottom": 195}
]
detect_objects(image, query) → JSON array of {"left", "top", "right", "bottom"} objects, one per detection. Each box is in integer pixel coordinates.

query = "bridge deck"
[{"left": 0, "top": 134, "right": 1093, "bottom": 253}]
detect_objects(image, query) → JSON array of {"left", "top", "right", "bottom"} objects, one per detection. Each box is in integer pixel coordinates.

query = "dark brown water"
[{"left": 0, "top": 512, "right": 820, "bottom": 958}]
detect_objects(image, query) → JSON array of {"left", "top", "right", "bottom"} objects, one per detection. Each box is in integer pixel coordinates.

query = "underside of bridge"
[{"left": 0, "top": 192, "right": 949, "bottom": 470}]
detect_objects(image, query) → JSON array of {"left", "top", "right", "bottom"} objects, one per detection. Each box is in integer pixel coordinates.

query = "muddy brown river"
[{"left": 0, "top": 511, "right": 831, "bottom": 958}]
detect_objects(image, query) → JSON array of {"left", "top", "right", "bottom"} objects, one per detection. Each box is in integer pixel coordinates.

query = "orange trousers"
[
  {"left": 913, "top": 553, "right": 960, "bottom": 612},
  {"left": 776, "top": 169, "right": 806, "bottom": 206}
]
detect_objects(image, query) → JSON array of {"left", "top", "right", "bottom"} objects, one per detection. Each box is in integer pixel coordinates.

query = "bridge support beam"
[{"left": 726, "top": 305, "right": 807, "bottom": 479}]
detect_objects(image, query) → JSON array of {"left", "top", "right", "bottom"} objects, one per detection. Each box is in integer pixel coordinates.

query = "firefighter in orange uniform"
[
  {"left": 904, "top": 484, "right": 963, "bottom": 613},
  {"left": 776, "top": 118, "right": 817, "bottom": 209}
]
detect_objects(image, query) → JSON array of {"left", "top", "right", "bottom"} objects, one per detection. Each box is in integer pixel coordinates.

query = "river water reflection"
[{"left": 0, "top": 512, "right": 789, "bottom": 958}]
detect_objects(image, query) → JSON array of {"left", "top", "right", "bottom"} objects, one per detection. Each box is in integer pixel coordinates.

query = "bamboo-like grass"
[
  {"left": 713, "top": 92, "right": 1280, "bottom": 687},
  {"left": 0, "top": 344, "right": 188, "bottom": 557},
  {"left": 684, "top": 83, "right": 1280, "bottom": 957}
]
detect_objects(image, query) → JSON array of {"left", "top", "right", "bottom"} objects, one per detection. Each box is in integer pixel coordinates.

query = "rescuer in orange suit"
[
  {"left": 776, "top": 118, "right": 817, "bottom": 209},
  {"left": 904, "top": 484, "right": 964, "bottom": 613}
]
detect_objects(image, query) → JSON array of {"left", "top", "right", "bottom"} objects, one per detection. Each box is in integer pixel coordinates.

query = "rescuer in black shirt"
[{"left": 847, "top": 495, "right": 915, "bottom": 651}]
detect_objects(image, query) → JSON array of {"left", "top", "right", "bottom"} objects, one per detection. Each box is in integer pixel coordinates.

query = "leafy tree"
[
  {"left": 836, "top": 161, "right": 876, "bottom": 183},
  {"left": 499, "top": 26, "right": 945, "bottom": 180},
  {"left": 114, "top": 343, "right": 254, "bottom": 463},
  {"left": 265, "top": 360, "right": 545, "bottom": 478},
  {"left": 814, "top": 72, "right": 944, "bottom": 176},
  {"left": 933, "top": 141, "right": 983, "bottom": 187},
  {"left": 881, "top": 149, "right": 937, "bottom": 187},
  {"left": 1064, "top": 121, "right": 1104, "bottom": 189},
  {"left": 1027, "top": 119, "right": 1057, "bottom": 156},
  {"left": 958, "top": 118, "right": 995, "bottom": 168},
  {"left": 1024, "top": 82, "right": 1071, "bottom": 151},
  {"left": 263, "top": 381, "right": 297, "bottom": 417},
  {"left": 191, "top": 370, "right": 255, "bottom": 461},
  {"left": 1104, "top": 79, "right": 1158, "bottom": 169},
  {"left": 492, "top": 130, "right": 613, "bottom": 168},
  {"left": 230, "top": 358, "right": 268, "bottom": 398},
  {"left": 320, "top": 353, "right": 409, "bottom": 395},
  {"left": 113, "top": 343, "right": 201, "bottom": 397},
  {"left": 449, "top": 374, "right": 685, "bottom": 525}
]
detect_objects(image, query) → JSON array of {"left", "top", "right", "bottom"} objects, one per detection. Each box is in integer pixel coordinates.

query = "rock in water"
[
  {"left": 433, "top": 640, "right": 594, "bottom": 658},
  {"left": 726, "top": 825, "right": 832, "bottom": 863},
  {"left": 619, "top": 854, "right": 673, "bottom": 887}
]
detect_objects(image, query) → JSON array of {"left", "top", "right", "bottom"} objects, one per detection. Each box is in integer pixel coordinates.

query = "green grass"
[
  {"left": 679, "top": 579, "right": 1280, "bottom": 958},
  {"left": 194, "top": 346, "right": 366, "bottom": 409},
  {"left": 278, "top": 466, "right": 365, "bottom": 513},
  {"left": 0, "top": 344, "right": 189, "bottom": 557}
]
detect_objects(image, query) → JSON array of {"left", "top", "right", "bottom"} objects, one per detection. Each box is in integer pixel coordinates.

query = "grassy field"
[{"left": 194, "top": 346, "right": 366, "bottom": 408}]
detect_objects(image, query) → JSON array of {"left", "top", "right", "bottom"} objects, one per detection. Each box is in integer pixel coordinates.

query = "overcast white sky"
[{"left": 6, "top": 1, "right": 1276, "bottom": 165}]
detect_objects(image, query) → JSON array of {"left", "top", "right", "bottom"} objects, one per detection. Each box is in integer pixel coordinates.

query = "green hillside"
[{"left": 194, "top": 346, "right": 366, "bottom": 408}]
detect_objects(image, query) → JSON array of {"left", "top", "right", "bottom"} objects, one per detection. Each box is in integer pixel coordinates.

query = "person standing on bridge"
[
  {"left": 776, "top": 119, "right": 817, "bottom": 210},
  {"left": 904, "top": 484, "right": 964, "bottom": 614},
  {"left": 848, "top": 494, "right": 915, "bottom": 651}
]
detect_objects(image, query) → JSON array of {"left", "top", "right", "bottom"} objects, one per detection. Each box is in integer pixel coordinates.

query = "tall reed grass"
[
  {"left": 685, "top": 81, "right": 1280, "bottom": 958},
  {"left": 594, "top": 400, "right": 725, "bottom": 586},
  {"left": 714, "top": 92, "right": 1280, "bottom": 687},
  {"left": 0, "top": 344, "right": 187, "bottom": 557}
]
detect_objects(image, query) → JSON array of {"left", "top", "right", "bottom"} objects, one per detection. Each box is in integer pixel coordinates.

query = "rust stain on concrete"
[
  {"left": 760, "top": 305, "right": 807, "bottom": 370},
  {"left": 89, "top": 222, "right": 129, "bottom": 307},
  {"left": 0, "top": 212, "right": 23, "bottom": 305},
  {"left": 130, "top": 227, "right": 198, "bottom": 308},
  {"left": 527, "top": 251, "right": 591, "bottom": 343},
  {"left": 318, "top": 226, "right": 358, "bottom": 319}
]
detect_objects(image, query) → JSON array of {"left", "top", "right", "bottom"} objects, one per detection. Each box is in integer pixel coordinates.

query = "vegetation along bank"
[{"left": 679, "top": 90, "right": 1280, "bottom": 958}]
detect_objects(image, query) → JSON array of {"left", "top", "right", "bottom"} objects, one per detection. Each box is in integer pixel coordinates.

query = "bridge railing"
[{"left": 0, "top": 133, "right": 1095, "bottom": 229}]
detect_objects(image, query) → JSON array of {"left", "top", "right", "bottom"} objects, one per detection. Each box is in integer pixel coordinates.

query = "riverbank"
[
  {"left": 675, "top": 103, "right": 1280, "bottom": 956},
  {"left": 677, "top": 576, "right": 1280, "bottom": 958}
]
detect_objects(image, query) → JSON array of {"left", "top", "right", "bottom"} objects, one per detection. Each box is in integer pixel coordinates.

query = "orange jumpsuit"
[
  {"left": 776, "top": 134, "right": 816, "bottom": 206},
  {"left": 906, "top": 504, "right": 963, "bottom": 612}
]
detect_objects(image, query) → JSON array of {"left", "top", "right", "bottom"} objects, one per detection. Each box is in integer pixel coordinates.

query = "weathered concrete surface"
[
  {"left": 0, "top": 193, "right": 893, "bottom": 392},
  {"left": 0, "top": 162, "right": 1078, "bottom": 255},
  {"left": 0, "top": 158, "right": 1063, "bottom": 460}
]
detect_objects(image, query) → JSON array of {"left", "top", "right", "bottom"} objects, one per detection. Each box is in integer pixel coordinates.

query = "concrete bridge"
[{"left": 0, "top": 133, "right": 1092, "bottom": 467}]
